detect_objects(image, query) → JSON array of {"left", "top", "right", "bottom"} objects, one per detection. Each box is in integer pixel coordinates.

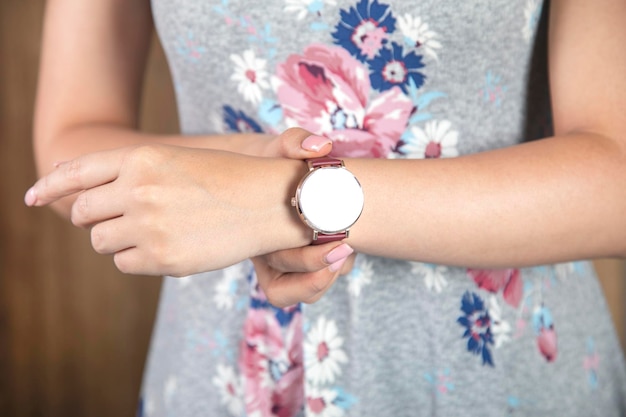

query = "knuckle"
[
  {"left": 113, "top": 253, "right": 134, "bottom": 275},
  {"left": 70, "top": 194, "right": 89, "bottom": 227},
  {"left": 278, "top": 127, "right": 308, "bottom": 156},
  {"left": 278, "top": 138, "right": 290, "bottom": 157},
  {"left": 146, "top": 239, "right": 182, "bottom": 276},
  {"left": 263, "top": 285, "right": 289, "bottom": 309},
  {"left": 125, "top": 144, "right": 166, "bottom": 169},
  {"left": 65, "top": 158, "right": 83, "bottom": 183},
  {"left": 305, "top": 273, "right": 328, "bottom": 297},
  {"left": 90, "top": 226, "right": 106, "bottom": 253},
  {"left": 130, "top": 184, "right": 159, "bottom": 206},
  {"left": 283, "top": 126, "right": 307, "bottom": 138},
  {"left": 264, "top": 252, "right": 285, "bottom": 271}
]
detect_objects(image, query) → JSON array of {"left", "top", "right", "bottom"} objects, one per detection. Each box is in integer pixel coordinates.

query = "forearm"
[{"left": 339, "top": 133, "right": 626, "bottom": 268}]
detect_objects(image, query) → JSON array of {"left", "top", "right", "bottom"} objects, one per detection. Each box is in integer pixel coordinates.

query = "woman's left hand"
[{"left": 252, "top": 242, "right": 356, "bottom": 308}]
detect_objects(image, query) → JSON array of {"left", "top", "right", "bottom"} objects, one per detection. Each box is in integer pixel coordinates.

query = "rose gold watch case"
[{"left": 290, "top": 159, "right": 364, "bottom": 241}]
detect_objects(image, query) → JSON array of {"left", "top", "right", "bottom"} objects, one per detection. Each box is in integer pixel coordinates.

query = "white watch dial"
[{"left": 298, "top": 167, "right": 364, "bottom": 233}]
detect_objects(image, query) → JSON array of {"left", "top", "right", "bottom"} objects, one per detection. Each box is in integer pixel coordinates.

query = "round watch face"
[{"left": 298, "top": 167, "right": 364, "bottom": 234}]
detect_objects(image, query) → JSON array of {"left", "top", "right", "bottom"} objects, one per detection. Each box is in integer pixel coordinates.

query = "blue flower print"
[
  {"left": 369, "top": 42, "right": 425, "bottom": 93},
  {"left": 457, "top": 291, "right": 495, "bottom": 366},
  {"left": 332, "top": 0, "right": 396, "bottom": 61},
  {"left": 247, "top": 270, "right": 301, "bottom": 327},
  {"left": 175, "top": 31, "right": 207, "bottom": 62},
  {"left": 223, "top": 105, "right": 263, "bottom": 133},
  {"left": 531, "top": 305, "right": 553, "bottom": 333},
  {"left": 136, "top": 396, "right": 145, "bottom": 417}
]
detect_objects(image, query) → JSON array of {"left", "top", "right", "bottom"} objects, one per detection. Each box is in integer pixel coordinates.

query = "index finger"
[{"left": 25, "top": 147, "right": 128, "bottom": 207}]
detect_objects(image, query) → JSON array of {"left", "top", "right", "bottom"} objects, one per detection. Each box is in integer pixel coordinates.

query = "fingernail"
[
  {"left": 24, "top": 187, "right": 37, "bottom": 206},
  {"left": 329, "top": 256, "right": 348, "bottom": 273},
  {"left": 325, "top": 243, "right": 354, "bottom": 264},
  {"left": 302, "top": 135, "right": 331, "bottom": 152}
]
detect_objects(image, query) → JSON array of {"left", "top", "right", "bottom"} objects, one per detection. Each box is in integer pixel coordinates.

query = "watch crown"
[{"left": 290, "top": 197, "right": 296, "bottom": 207}]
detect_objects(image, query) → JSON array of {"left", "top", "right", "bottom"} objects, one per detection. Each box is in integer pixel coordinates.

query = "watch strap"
[
  {"left": 307, "top": 157, "right": 349, "bottom": 244},
  {"left": 307, "top": 157, "right": 343, "bottom": 169},
  {"left": 312, "top": 231, "right": 348, "bottom": 245}
]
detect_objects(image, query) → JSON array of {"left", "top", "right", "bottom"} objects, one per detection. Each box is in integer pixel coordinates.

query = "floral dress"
[{"left": 138, "top": 0, "right": 626, "bottom": 416}]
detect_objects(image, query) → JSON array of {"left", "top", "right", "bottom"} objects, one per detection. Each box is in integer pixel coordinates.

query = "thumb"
[{"left": 278, "top": 127, "right": 332, "bottom": 159}]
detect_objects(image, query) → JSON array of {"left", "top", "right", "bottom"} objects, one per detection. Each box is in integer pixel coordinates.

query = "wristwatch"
[{"left": 291, "top": 157, "right": 364, "bottom": 245}]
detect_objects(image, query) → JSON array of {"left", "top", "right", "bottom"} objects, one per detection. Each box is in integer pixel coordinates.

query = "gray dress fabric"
[{"left": 139, "top": 1, "right": 626, "bottom": 416}]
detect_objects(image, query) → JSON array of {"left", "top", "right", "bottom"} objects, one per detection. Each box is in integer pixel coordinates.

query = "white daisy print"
[
  {"left": 402, "top": 120, "right": 459, "bottom": 159},
  {"left": 522, "top": 0, "right": 541, "bottom": 43},
  {"left": 411, "top": 262, "right": 448, "bottom": 293},
  {"left": 213, "top": 263, "right": 247, "bottom": 310},
  {"left": 397, "top": 14, "right": 442, "bottom": 61},
  {"left": 164, "top": 375, "right": 178, "bottom": 407},
  {"left": 143, "top": 399, "right": 155, "bottom": 416},
  {"left": 346, "top": 256, "right": 373, "bottom": 297},
  {"left": 554, "top": 262, "right": 576, "bottom": 281},
  {"left": 284, "top": 0, "right": 337, "bottom": 21},
  {"left": 209, "top": 110, "right": 226, "bottom": 134},
  {"left": 306, "top": 387, "right": 345, "bottom": 417},
  {"left": 230, "top": 49, "right": 270, "bottom": 105},
  {"left": 212, "top": 364, "right": 244, "bottom": 417},
  {"left": 488, "top": 295, "right": 512, "bottom": 349},
  {"left": 304, "top": 316, "right": 348, "bottom": 385}
]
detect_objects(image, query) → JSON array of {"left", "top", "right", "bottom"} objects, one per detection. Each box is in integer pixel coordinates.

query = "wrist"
[{"left": 255, "top": 158, "right": 312, "bottom": 255}]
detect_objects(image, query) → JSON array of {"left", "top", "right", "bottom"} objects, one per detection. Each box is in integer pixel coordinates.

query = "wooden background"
[{"left": 0, "top": 1, "right": 624, "bottom": 417}]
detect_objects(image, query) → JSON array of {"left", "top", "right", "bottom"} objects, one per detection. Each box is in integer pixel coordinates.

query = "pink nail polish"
[
  {"left": 24, "top": 187, "right": 37, "bottom": 206},
  {"left": 325, "top": 243, "right": 354, "bottom": 264},
  {"left": 302, "top": 135, "right": 331, "bottom": 152},
  {"left": 329, "top": 256, "right": 348, "bottom": 273}
]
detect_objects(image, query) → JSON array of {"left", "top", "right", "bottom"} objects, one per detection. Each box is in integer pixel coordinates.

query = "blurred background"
[{"left": 0, "top": 1, "right": 624, "bottom": 416}]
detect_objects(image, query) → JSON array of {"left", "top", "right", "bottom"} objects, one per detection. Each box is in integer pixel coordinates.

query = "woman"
[{"left": 27, "top": 0, "right": 626, "bottom": 415}]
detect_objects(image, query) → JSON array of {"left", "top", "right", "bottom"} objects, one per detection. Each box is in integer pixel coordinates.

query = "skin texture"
[
  {"left": 31, "top": 0, "right": 355, "bottom": 303},
  {"left": 28, "top": 0, "right": 626, "bottom": 307}
]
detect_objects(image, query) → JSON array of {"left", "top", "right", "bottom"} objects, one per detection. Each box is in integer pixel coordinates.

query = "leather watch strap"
[
  {"left": 307, "top": 157, "right": 343, "bottom": 169},
  {"left": 312, "top": 231, "right": 348, "bottom": 245}
]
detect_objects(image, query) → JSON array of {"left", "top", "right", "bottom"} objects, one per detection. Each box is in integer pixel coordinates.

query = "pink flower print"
[
  {"left": 332, "top": 0, "right": 396, "bottom": 62},
  {"left": 536, "top": 327, "right": 558, "bottom": 362},
  {"left": 424, "top": 368, "right": 454, "bottom": 397},
  {"left": 274, "top": 44, "right": 413, "bottom": 158},
  {"left": 583, "top": 353, "right": 600, "bottom": 372},
  {"left": 467, "top": 268, "right": 523, "bottom": 308},
  {"left": 239, "top": 341, "right": 272, "bottom": 415},
  {"left": 305, "top": 387, "right": 350, "bottom": 417},
  {"left": 239, "top": 308, "right": 304, "bottom": 417},
  {"left": 583, "top": 337, "right": 600, "bottom": 389},
  {"left": 514, "top": 318, "right": 527, "bottom": 339},
  {"left": 175, "top": 31, "right": 206, "bottom": 61},
  {"left": 272, "top": 363, "right": 304, "bottom": 417},
  {"left": 242, "top": 308, "right": 285, "bottom": 359},
  {"left": 532, "top": 306, "right": 558, "bottom": 362},
  {"left": 352, "top": 21, "right": 388, "bottom": 59},
  {"left": 272, "top": 313, "right": 305, "bottom": 417}
]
